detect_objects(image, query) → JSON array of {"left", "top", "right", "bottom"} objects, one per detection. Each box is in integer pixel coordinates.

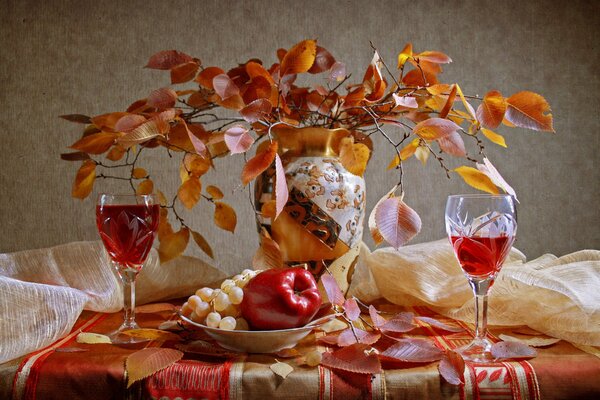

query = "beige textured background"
[{"left": 0, "top": 0, "right": 598, "bottom": 275}]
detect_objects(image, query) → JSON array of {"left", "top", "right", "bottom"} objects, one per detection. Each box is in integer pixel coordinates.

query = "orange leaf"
[
  {"left": 71, "top": 160, "right": 96, "bottom": 199},
  {"left": 261, "top": 200, "right": 277, "bottom": 219},
  {"left": 387, "top": 139, "right": 420, "bottom": 169},
  {"left": 224, "top": 126, "right": 254, "bottom": 154},
  {"left": 339, "top": 137, "right": 370, "bottom": 176},
  {"left": 184, "top": 153, "right": 211, "bottom": 177},
  {"left": 402, "top": 68, "right": 438, "bottom": 87},
  {"left": 274, "top": 153, "right": 288, "bottom": 219},
  {"left": 171, "top": 61, "right": 200, "bottom": 84},
  {"left": 178, "top": 176, "right": 201, "bottom": 209},
  {"left": 91, "top": 112, "right": 129, "bottom": 132},
  {"left": 214, "top": 201, "right": 237, "bottom": 233},
  {"left": 414, "top": 50, "right": 452, "bottom": 64},
  {"left": 159, "top": 227, "right": 189, "bottom": 263},
  {"left": 213, "top": 73, "right": 239, "bottom": 100},
  {"left": 240, "top": 98, "right": 272, "bottom": 123},
  {"left": 246, "top": 61, "right": 275, "bottom": 84},
  {"left": 241, "top": 141, "right": 277, "bottom": 185},
  {"left": 115, "top": 114, "right": 147, "bottom": 132},
  {"left": 280, "top": 39, "right": 317, "bottom": 76},
  {"left": 191, "top": 230, "right": 214, "bottom": 259},
  {"left": 253, "top": 228, "right": 283, "bottom": 270},
  {"left": 119, "top": 110, "right": 175, "bottom": 148},
  {"left": 158, "top": 209, "right": 174, "bottom": 242},
  {"left": 413, "top": 118, "right": 460, "bottom": 140},
  {"left": 181, "top": 120, "right": 207, "bottom": 157},
  {"left": 505, "top": 91, "right": 554, "bottom": 132},
  {"left": 122, "top": 328, "right": 182, "bottom": 342},
  {"left": 145, "top": 50, "right": 194, "bottom": 70},
  {"left": 439, "top": 84, "right": 458, "bottom": 119},
  {"left": 147, "top": 88, "right": 178, "bottom": 109},
  {"left": 132, "top": 168, "right": 147, "bottom": 179},
  {"left": 106, "top": 144, "right": 127, "bottom": 161},
  {"left": 70, "top": 132, "right": 118, "bottom": 154},
  {"left": 126, "top": 348, "right": 183, "bottom": 387},
  {"left": 136, "top": 179, "right": 154, "bottom": 195},
  {"left": 206, "top": 185, "right": 224, "bottom": 200},
  {"left": 308, "top": 46, "right": 336, "bottom": 74},
  {"left": 195, "top": 66, "right": 225, "bottom": 89},
  {"left": 476, "top": 90, "right": 507, "bottom": 129},
  {"left": 374, "top": 196, "right": 421, "bottom": 249},
  {"left": 454, "top": 166, "right": 499, "bottom": 194},
  {"left": 60, "top": 114, "right": 91, "bottom": 124}
]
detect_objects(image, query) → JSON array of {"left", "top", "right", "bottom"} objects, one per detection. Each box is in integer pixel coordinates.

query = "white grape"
[
  {"left": 194, "top": 301, "right": 210, "bottom": 318},
  {"left": 180, "top": 302, "right": 193, "bottom": 317},
  {"left": 187, "top": 295, "right": 203, "bottom": 310},
  {"left": 232, "top": 274, "right": 242, "bottom": 283},
  {"left": 206, "top": 312, "right": 221, "bottom": 328},
  {"left": 189, "top": 311, "right": 200, "bottom": 323},
  {"left": 228, "top": 286, "right": 244, "bottom": 305},
  {"left": 196, "top": 287, "right": 214, "bottom": 302},
  {"left": 219, "top": 316, "right": 236, "bottom": 331},
  {"left": 220, "top": 279, "right": 236, "bottom": 293},
  {"left": 305, "top": 350, "right": 323, "bottom": 367},
  {"left": 221, "top": 304, "right": 241, "bottom": 318},
  {"left": 235, "top": 318, "right": 249, "bottom": 331},
  {"left": 214, "top": 291, "right": 231, "bottom": 312}
]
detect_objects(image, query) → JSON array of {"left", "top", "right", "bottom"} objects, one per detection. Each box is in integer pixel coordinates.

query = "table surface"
[{"left": 3, "top": 301, "right": 600, "bottom": 400}]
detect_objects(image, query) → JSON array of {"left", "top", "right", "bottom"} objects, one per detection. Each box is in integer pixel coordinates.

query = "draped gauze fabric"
[
  {"left": 0, "top": 241, "right": 226, "bottom": 364},
  {"left": 349, "top": 240, "right": 600, "bottom": 347}
]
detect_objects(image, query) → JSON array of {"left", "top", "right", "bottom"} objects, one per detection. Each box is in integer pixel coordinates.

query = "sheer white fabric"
[
  {"left": 0, "top": 241, "right": 226, "bottom": 364},
  {"left": 349, "top": 240, "right": 600, "bottom": 347}
]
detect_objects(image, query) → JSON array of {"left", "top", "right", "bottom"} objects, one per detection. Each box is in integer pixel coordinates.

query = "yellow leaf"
[
  {"left": 121, "top": 328, "right": 182, "bottom": 342},
  {"left": 178, "top": 177, "right": 202, "bottom": 209},
  {"left": 397, "top": 43, "right": 413, "bottom": 68},
  {"left": 454, "top": 166, "right": 499, "bottom": 194},
  {"left": 214, "top": 201, "right": 237, "bottom": 233},
  {"left": 179, "top": 163, "right": 190, "bottom": 184},
  {"left": 481, "top": 128, "right": 507, "bottom": 148},
  {"left": 136, "top": 179, "right": 154, "bottom": 195},
  {"left": 280, "top": 39, "right": 317, "bottom": 76},
  {"left": 387, "top": 139, "right": 419, "bottom": 169},
  {"left": 270, "top": 361, "right": 294, "bottom": 379},
  {"left": 132, "top": 168, "right": 147, "bottom": 179},
  {"left": 339, "top": 137, "right": 370, "bottom": 176},
  {"left": 126, "top": 348, "right": 183, "bottom": 388},
  {"left": 191, "top": 230, "right": 214, "bottom": 259},
  {"left": 72, "top": 160, "right": 96, "bottom": 199},
  {"left": 70, "top": 132, "right": 118, "bottom": 154},
  {"left": 157, "top": 190, "right": 168, "bottom": 207},
  {"left": 158, "top": 227, "right": 189, "bottom": 263},
  {"left": 455, "top": 84, "right": 477, "bottom": 121},
  {"left": 206, "top": 185, "right": 224, "bottom": 200},
  {"left": 76, "top": 332, "right": 111, "bottom": 344},
  {"left": 414, "top": 145, "right": 429, "bottom": 165}
]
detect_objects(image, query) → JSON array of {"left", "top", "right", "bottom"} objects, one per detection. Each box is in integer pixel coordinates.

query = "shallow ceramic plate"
[{"left": 179, "top": 312, "right": 336, "bottom": 354}]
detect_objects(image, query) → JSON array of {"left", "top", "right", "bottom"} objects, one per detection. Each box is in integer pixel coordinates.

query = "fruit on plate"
[{"left": 240, "top": 267, "right": 322, "bottom": 330}]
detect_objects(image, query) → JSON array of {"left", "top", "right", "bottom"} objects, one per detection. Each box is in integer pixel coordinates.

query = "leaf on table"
[
  {"left": 499, "top": 333, "right": 560, "bottom": 347},
  {"left": 72, "top": 160, "right": 96, "bottom": 199},
  {"left": 253, "top": 228, "right": 283, "bottom": 270},
  {"left": 320, "top": 274, "right": 345, "bottom": 306},
  {"left": 224, "top": 126, "right": 254, "bottom": 154},
  {"left": 214, "top": 201, "right": 237, "bottom": 233},
  {"left": 147, "top": 88, "right": 178, "bottom": 109},
  {"left": 339, "top": 136, "right": 370, "bottom": 176},
  {"left": 438, "top": 131, "right": 466, "bottom": 157},
  {"left": 195, "top": 66, "right": 225, "bottom": 89},
  {"left": 343, "top": 298, "right": 361, "bottom": 321},
  {"left": 54, "top": 347, "right": 89, "bottom": 353},
  {"left": 121, "top": 328, "right": 182, "bottom": 342},
  {"left": 413, "top": 117, "right": 460, "bottom": 141},
  {"left": 511, "top": 326, "right": 544, "bottom": 336},
  {"left": 70, "top": 131, "right": 118, "bottom": 154},
  {"left": 490, "top": 341, "right": 537, "bottom": 360},
  {"left": 476, "top": 90, "right": 506, "bottom": 129},
  {"left": 454, "top": 166, "right": 499, "bottom": 194},
  {"left": 60, "top": 114, "right": 92, "bottom": 124},
  {"left": 135, "top": 303, "right": 176, "bottom": 313},
  {"left": 126, "top": 348, "right": 183, "bottom": 387},
  {"left": 159, "top": 227, "right": 190, "bottom": 263},
  {"left": 136, "top": 179, "right": 154, "bottom": 195},
  {"left": 178, "top": 176, "right": 202, "bottom": 209},
  {"left": 76, "top": 332, "right": 111, "bottom": 344},
  {"left": 213, "top": 73, "right": 239, "bottom": 100},
  {"left": 375, "top": 196, "right": 422, "bottom": 249},
  {"left": 270, "top": 361, "right": 294, "bottom": 379},
  {"left": 274, "top": 154, "right": 289, "bottom": 219},
  {"left": 368, "top": 306, "right": 387, "bottom": 327},
  {"left": 132, "top": 167, "right": 148, "bottom": 179},
  {"left": 145, "top": 50, "right": 194, "bottom": 70},
  {"left": 157, "top": 320, "right": 183, "bottom": 331},
  {"left": 61, "top": 152, "right": 91, "bottom": 161},
  {"left": 368, "top": 185, "right": 398, "bottom": 245},
  {"left": 171, "top": 61, "right": 199, "bottom": 84},
  {"left": 476, "top": 157, "right": 517, "bottom": 201},
  {"left": 320, "top": 343, "right": 382, "bottom": 374},
  {"left": 480, "top": 128, "right": 507, "bottom": 147},
  {"left": 275, "top": 348, "right": 301, "bottom": 358},
  {"left": 505, "top": 91, "right": 554, "bottom": 132},
  {"left": 438, "top": 350, "right": 465, "bottom": 385},
  {"left": 206, "top": 185, "right": 224, "bottom": 200},
  {"left": 240, "top": 98, "right": 272, "bottom": 123},
  {"left": 337, "top": 327, "right": 381, "bottom": 346},
  {"left": 175, "top": 340, "right": 236, "bottom": 358},
  {"left": 319, "top": 318, "right": 348, "bottom": 333},
  {"left": 318, "top": 333, "right": 342, "bottom": 345},
  {"left": 191, "top": 230, "right": 214, "bottom": 259},
  {"left": 379, "top": 338, "right": 444, "bottom": 363},
  {"left": 415, "top": 316, "right": 464, "bottom": 332},
  {"left": 280, "top": 39, "right": 317, "bottom": 76},
  {"left": 393, "top": 93, "right": 418, "bottom": 108},
  {"left": 241, "top": 141, "right": 277, "bottom": 185}
]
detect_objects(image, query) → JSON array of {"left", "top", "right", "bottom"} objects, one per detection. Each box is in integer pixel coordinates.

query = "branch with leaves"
[{"left": 62, "top": 39, "right": 554, "bottom": 260}]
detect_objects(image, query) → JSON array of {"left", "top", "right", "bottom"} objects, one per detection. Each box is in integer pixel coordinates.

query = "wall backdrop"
[{"left": 1, "top": 0, "right": 598, "bottom": 275}]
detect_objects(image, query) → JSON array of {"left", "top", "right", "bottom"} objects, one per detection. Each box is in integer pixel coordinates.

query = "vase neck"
[{"left": 273, "top": 126, "right": 350, "bottom": 157}]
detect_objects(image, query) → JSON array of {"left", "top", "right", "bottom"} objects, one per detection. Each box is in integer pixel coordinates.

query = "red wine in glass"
[
  {"left": 445, "top": 194, "right": 517, "bottom": 362},
  {"left": 96, "top": 194, "right": 159, "bottom": 344}
]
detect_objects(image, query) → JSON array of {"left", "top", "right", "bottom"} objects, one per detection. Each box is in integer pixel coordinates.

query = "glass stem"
[
  {"left": 469, "top": 278, "right": 491, "bottom": 341},
  {"left": 119, "top": 266, "right": 139, "bottom": 329}
]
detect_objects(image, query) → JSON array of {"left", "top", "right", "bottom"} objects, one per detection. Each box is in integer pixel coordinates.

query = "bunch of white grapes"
[{"left": 181, "top": 269, "right": 259, "bottom": 331}]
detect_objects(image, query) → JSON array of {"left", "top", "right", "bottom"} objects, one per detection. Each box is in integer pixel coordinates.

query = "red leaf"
[
  {"left": 309, "top": 46, "right": 336, "bottom": 74},
  {"left": 379, "top": 338, "right": 443, "bottom": 363},
  {"left": 240, "top": 98, "right": 272, "bottom": 123},
  {"left": 438, "top": 131, "right": 466, "bottom": 157},
  {"left": 489, "top": 368, "right": 503, "bottom": 382},
  {"left": 145, "top": 50, "right": 194, "bottom": 70},
  {"left": 224, "top": 126, "right": 253, "bottom": 154},
  {"left": 438, "top": 350, "right": 465, "bottom": 385},
  {"left": 344, "top": 298, "right": 360, "bottom": 321},
  {"left": 321, "top": 274, "right": 345, "bottom": 306},
  {"left": 476, "top": 370, "right": 488, "bottom": 383},
  {"left": 147, "top": 88, "right": 178, "bottom": 109},
  {"left": 274, "top": 154, "right": 288, "bottom": 220},
  {"left": 491, "top": 341, "right": 537, "bottom": 360},
  {"left": 368, "top": 305, "right": 387, "bottom": 327},
  {"left": 60, "top": 114, "right": 91, "bottom": 124},
  {"left": 374, "top": 197, "right": 422, "bottom": 249},
  {"left": 213, "top": 74, "right": 239, "bottom": 100},
  {"left": 338, "top": 328, "right": 380, "bottom": 346},
  {"left": 379, "top": 317, "right": 415, "bottom": 333},
  {"left": 318, "top": 334, "right": 342, "bottom": 346},
  {"left": 115, "top": 114, "right": 146, "bottom": 132},
  {"left": 321, "top": 344, "right": 382, "bottom": 374},
  {"left": 415, "top": 316, "right": 464, "bottom": 333},
  {"left": 241, "top": 141, "right": 277, "bottom": 185}
]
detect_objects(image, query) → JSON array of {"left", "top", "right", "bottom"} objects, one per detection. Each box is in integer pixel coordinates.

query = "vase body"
[{"left": 255, "top": 126, "right": 366, "bottom": 281}]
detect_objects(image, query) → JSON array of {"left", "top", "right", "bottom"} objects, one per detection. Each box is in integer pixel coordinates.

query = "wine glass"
[
  {"left": 445, "top": 194, "right": 517, "bottom": 362},
  {"left": 96, "top": 193, "right": 160, "bottom": 343}
]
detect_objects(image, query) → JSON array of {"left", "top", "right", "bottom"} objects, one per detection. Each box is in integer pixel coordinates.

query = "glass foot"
[
  {"left": 456, "top": 337, "right": 496, "bottom": 363},
  {"left": 107, "top": 322, "right": 148, "bottom": 344}
]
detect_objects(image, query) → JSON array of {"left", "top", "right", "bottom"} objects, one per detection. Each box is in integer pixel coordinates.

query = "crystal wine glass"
[
  {"left": 96, "top": 194, "right": 160, "bottom": 343},
  {"left": 445, "top": 194, "right": 517, "bottom": 362}
]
